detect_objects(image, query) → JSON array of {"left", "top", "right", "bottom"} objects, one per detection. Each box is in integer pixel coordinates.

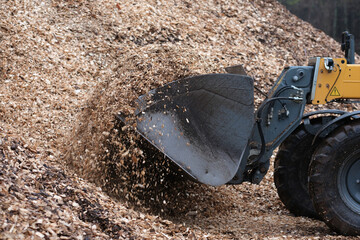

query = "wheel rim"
[{"left": 338, "top": 149, "right": 360, "bottom": 214}]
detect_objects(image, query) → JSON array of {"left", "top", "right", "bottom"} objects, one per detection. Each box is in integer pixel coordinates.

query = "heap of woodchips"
[{"left": 0, "top": 0, "right": 358, "bottom": 239}]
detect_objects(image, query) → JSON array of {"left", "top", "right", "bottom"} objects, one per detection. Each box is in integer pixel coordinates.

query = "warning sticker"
[{"left": 330, "top": 87, "right": 341, "bottom": 96}]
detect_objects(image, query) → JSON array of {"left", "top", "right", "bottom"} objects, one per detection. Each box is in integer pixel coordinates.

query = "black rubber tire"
[
  {"left": 309, "top": 121, "right": 360, "bottom": 235},
  {"left": 274, "top": 123, "right": 319, "bottom": 218}
]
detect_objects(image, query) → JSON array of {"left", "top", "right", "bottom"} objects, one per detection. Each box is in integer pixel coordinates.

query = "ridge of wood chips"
[{"left": 0, "top": 0, "right": 358, "bottom": 239}]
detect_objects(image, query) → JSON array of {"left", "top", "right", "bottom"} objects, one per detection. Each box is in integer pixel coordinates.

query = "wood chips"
[{"left": 0, "top": 0, "right": 359, "bottom": 239}]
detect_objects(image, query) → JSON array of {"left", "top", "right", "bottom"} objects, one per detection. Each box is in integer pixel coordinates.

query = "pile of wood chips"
[{"left": 0, "top": 0, "right": 358, "bottom": 239}]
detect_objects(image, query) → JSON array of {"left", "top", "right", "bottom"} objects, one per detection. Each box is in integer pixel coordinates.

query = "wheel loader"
[{"left": 119, "top": 32, "right": 360, "bottom": 235}]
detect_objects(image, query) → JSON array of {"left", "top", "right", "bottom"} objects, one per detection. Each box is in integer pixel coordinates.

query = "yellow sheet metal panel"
[{"left": 312, "top": 58, "right": 360, "bottom": 104}]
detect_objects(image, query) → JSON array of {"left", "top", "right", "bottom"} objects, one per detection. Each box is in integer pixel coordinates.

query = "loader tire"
[
  {"left": 274, "top": 123, "right": 318, "bottom": 218},
  {"left": 309, "top": 121, "right": 360, "bottom": 236}
]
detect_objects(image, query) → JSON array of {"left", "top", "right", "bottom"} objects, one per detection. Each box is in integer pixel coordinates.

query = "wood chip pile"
[
  {"left": 0, "top": 135, "right": 205, "bottom": 239},
  {"left": 0, "top": 0, "right": 358, "bottom": 239}
]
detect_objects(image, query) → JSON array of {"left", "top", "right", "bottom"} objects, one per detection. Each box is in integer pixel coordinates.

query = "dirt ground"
[{"left": 1, "top": 0, "right": 359, "bottom": 239}]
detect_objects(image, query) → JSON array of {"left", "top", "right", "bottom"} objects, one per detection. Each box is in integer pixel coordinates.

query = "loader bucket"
[{"left": 134, "top": 74, "right": 254, "bottom": 186}]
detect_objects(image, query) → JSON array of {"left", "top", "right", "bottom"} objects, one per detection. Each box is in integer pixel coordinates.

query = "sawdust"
[{"left": 1, "top": 0, "right": 359, "bottom": 239}]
